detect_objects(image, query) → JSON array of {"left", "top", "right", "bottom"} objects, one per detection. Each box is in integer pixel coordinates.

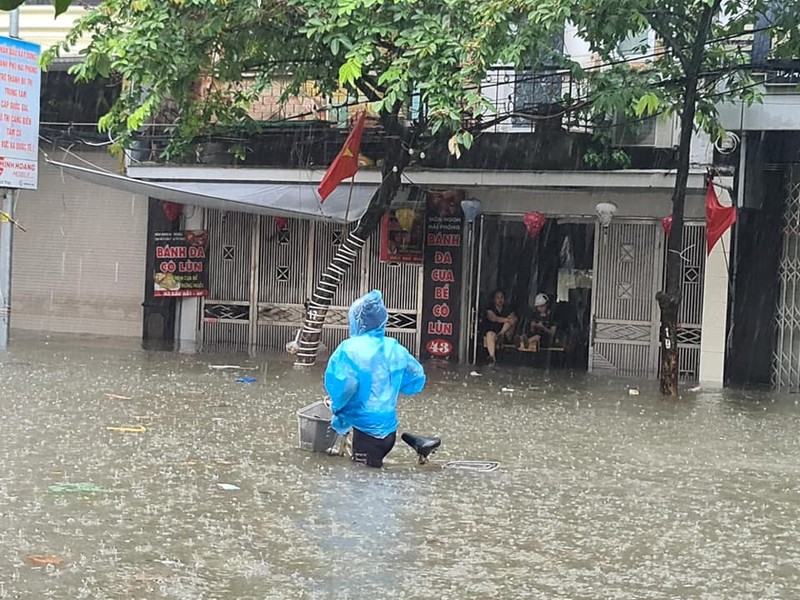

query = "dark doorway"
[{"left": 472, "top": 216, "right": 594, "bottom": 369}]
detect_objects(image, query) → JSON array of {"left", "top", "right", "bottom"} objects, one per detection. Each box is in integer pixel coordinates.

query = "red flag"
[
  {"left": 706, "top": 181, "right": 736, "bottom": 254},
  {"left": 318, "top": 112, "right": 366, "bottom": 203}
]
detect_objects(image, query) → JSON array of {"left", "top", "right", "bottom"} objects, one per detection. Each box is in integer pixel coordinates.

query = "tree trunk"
[
  {"left": 656, "top": 0, "right": 720, "bottom": 396},
  {"left": 294, "top": 137, "right": 407, "bottom": 366},
  {"left": 657, "top": 85, "right": 695, "bottom": 396}
]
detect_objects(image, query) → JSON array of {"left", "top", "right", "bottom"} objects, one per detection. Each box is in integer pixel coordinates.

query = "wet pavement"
[{"left": 1, "top": 334, "right": 799, "bottom": 599}]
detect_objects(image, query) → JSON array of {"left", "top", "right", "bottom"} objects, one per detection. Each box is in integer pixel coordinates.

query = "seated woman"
[
  {"left": 522, "top": 293, "right": 557, "bottom": 349},
  {"left": 483, "top": 290, "right": 518, "bottom": 366}
]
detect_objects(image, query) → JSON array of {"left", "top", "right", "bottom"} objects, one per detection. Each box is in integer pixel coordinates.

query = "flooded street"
[{"left": 1, "top": 335, "right": 799, "bottom": 599}]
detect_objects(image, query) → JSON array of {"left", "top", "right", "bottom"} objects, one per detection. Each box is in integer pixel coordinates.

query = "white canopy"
[{"left": 48, "top": 159, "right": 382, "bottom": 223}]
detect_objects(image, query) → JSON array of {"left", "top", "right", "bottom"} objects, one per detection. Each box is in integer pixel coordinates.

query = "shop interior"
[{"left": 470, "top": 216, "right": 595, "bottom": 368}]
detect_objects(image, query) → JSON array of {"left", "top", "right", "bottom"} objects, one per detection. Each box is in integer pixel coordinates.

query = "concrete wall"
[
  {"left": 11, "top": 150, "right": 148, "bottom": 337},
  {"left": 699, "top": 181, "right": 734, "bottom": 385},
  {"left": 718, "top": 90, "right": 800, "bottom": 131},
  {"left": 472, "top": 186, "right": 708, "bottom": 220},
  {"left": 0, "top": 6, "right": 91, "bottom": 53}
]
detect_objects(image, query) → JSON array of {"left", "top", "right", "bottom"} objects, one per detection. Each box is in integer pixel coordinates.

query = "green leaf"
[
  {"left": 634, "top": 93, "right": 659, "bottom": 117},
  {"left": 0, "top": 0, "right": 25, "bottom": 10},
  {"left": 95, "top": 53, "right": 111, "bottom": 78},
  {"left": 54, "top": 0, "right": 72, "bottom": 17},
  {"left": 371, "top": 99, "right": 385, "bottom": 114},
  {"left": 97, "top": 113, "right": 113, "bottom": 133},
  {"left": 338, "top": 57, "right": 362, "bottom": 87}
]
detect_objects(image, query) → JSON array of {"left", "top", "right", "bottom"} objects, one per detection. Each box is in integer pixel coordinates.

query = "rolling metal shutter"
[{"left": 11, "top": 151, "right": 147, "bottom": 337}]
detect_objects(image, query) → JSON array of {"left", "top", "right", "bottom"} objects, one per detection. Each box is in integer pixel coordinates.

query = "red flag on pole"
[
  {"left": 318, "top": 112, "right": 366, "bottom": 203},
  {"left": 706, "top": 181, "right": 736, "bottom": 255}
]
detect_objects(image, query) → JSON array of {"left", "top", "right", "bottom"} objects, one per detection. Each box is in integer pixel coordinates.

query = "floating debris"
[
  {"left": 210, "top": 365, "right": 258, "bottom": 371},
  {"left": 235, "top": 377, "right": 257, "bottom": 384},
  {"left": 469, "top": 371, "right": 482, "bottom": 377},
  {"left": 688, "top": 386, "right": 702, "bottom": 392},
  {"left": 628, "top": 387, "right": 640, "bottom": 396},
  {"left": 47, "top": 482, "right": 110, "bottom": 494},
  {"left": 25, "top": 555, "right": 66, "bottom": 567},
  {"left": 217, "top": 483, "right": 240, "bottom": 491},
  {"left": 154, "top": 559, "right": 182, "bottom": 568},
  {"left": 104, "top": 393, "right": 132, "bottom": 400},
  {"left": 107, "top": 425, "right": 147, "bottom": 433},
  {"left": 501, "top": 387, "right": 515, "bottom": 393},
  {"left": 444, "top": 461, "right": 500, "bottom": 472}
]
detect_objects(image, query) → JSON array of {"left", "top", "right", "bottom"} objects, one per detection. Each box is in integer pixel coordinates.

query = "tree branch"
[
  {"left": 688, "top": 0, "right": 724, "bottom": 76},
  {"left": 354, "top": 76, "right": 383, "bottom": 104},
  {"left": 644, "top": 13, "right": 689, "bottom": 68}
]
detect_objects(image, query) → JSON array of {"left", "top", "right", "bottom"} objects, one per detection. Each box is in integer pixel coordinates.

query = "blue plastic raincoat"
[{"left": 324, "top": 290, "right": 426, "bottom": 438}]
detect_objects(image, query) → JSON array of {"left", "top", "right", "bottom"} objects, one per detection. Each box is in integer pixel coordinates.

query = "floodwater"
[{"left": 1, "top": 335, "right": 799, "bottom": 599}]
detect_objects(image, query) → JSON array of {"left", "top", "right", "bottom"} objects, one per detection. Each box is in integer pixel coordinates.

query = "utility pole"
[{"left": 0, "top": 8, "right": 20, "bottom": 349}]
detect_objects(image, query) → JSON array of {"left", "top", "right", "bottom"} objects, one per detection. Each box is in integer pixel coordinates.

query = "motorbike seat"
[{"left": 401, "top": 432, "right": 441, "bottom": 459}]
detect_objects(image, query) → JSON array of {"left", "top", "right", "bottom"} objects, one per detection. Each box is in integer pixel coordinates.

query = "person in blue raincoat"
[{"left": 324, "top": 290, "right": 426, "bottom": 468}]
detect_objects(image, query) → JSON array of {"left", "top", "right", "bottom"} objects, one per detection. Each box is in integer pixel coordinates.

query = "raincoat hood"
[{"left": 348, "top": 290, "right": 388, "bottom": 337}]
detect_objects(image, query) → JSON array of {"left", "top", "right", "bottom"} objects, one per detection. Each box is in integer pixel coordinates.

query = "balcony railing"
[{"left": 478, "top": 66, "right": 586, "bottom": 133}]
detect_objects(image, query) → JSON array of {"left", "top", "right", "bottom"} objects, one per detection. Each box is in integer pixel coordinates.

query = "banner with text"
[
  {"left": 153, "top": 231, "right": 209, "bottom": 298},
  {"left": 379, "top": 202, "right": 424, "bottom": 264},
  {"left": 420, "top": 190, "right": 465, "bottom": 361},
  {"left": 0, "top": 36, "right": 41, "bottom": 190}
]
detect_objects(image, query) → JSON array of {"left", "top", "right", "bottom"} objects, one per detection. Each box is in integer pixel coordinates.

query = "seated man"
[
  {"left": 522, "top": 293, "right": 557, "bottom": 349},
  {"left": 483, "top": 289, "right": 518, "bottom": 366}
]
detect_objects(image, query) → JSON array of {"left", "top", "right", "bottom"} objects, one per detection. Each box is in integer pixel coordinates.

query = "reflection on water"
[{"left": 1, "top": 335, "right": 799, "bottom": 599}]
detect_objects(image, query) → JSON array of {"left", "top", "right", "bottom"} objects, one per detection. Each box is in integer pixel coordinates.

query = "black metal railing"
[{"left": 478, "top": 66, "right": 585, "bottom": 133}]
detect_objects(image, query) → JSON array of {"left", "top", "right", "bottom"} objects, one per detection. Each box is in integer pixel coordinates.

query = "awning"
[{"left": 48, "top": 159, "right": 381, "bottom": 223}]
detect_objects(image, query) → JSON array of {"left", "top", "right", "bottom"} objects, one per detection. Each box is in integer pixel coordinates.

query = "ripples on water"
[{"left": 1, "top": 336, "right": 798, "bottom": 599}]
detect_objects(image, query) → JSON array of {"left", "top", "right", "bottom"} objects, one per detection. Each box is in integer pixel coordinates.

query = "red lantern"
[
  {"left": 275, "top": 217, "right": 289, "bottom": 230},
  {"left": 523, "top": 211, "right": 546, "bottom": 238},
  {"left": 661, "top": 215, "right": 673, "bottom": 236},
  {"left": 162, "top": 201, "right": 182, "bottom": 222}
]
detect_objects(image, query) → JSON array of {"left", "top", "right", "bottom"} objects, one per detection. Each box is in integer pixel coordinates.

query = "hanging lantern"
[
  {"left": 460, "top": 198, "right": 483, "bottom": 224},
  {"left": 523, "top": 211, "right": 546, "bottom": 238},
  {"left": 661, "top": 215, "right": 673, "bottom": 236},
  {"left": 595, "top": 202, "right": 618, "bottom": 228},
  {"left": 275, "top": 216, "right": 289, "bottom": 230},
  {"left": 395, "top": 207, "right": 418, "bottom": 232},
  {"left": 162, "top": 201, "right": 182, "bottom": 222}
]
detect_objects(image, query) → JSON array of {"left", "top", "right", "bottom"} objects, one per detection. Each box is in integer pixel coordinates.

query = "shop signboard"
[
  {"left": 153, "top": 231, "right": 209, "bottom": 297},
  {"left": 0, "top": 36, "right": 41, "bottom": 190},
  {"left": 420, "top": 190, "right": 465, "bottom": 361},
  {"left": 379, "top": 201, "right": 424, "bottom": 264}
]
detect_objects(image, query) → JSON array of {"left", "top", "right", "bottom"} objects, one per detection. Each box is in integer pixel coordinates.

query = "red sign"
[
  {"left": 380, "top": 205, "right": 424, "bottom": 264},
  {"left": 426, "top": 339, "right": 453, "bottom": 357},
  {"left": 153, "top": 231, "right": 209, "bottom": 298},
  {"left": 420, "top": 190, "right": 465, "bottom": 361}
]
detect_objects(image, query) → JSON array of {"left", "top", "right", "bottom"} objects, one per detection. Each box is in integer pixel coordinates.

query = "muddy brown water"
[{"left": 1, "top": 335, "right": 799, "bottom": 598}]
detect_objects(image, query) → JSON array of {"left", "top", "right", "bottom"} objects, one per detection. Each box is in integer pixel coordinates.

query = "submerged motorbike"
[{"left": 330, "top": 431, "right": 499, "bottom": 472}]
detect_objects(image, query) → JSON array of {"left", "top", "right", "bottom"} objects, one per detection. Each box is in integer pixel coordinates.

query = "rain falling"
[{"left": 1, "top": 336, "right": 799, "bottom": 598}]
